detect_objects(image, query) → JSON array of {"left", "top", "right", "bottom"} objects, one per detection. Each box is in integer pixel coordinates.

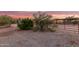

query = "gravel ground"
[{"left": 0, "top": 24, "right": 79, "bottom": 47}]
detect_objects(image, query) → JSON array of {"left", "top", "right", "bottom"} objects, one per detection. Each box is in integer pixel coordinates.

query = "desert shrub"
[
  {"left": 17, "top": 18, "right": 33, "bottom": 30},
  {"left": 0, "top": 15, "right": 12, "bottom": 26},
  {"left": 48, "top": 24, "right": 57, "bottom": 32},
  {"left": 10, "top": 19, "right": 17, "bottom": 24},
  {"left": 72, "top": 20, "right": 79, "bottom": 25},
  {"left": 33, "top": 12, "right": 57, "bottom": 32}
]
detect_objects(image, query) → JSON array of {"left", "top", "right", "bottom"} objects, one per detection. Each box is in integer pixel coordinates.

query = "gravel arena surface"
[{"left": 0, "top": 24, "right": 79, "bottom": 47}]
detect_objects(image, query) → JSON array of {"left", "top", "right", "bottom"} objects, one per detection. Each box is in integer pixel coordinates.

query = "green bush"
[{"left": 17, "top": 18, "right": 33, "bottom": 30}]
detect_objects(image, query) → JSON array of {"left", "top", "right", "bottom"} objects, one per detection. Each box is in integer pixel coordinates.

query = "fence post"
[
  {"left": 78, "top": 23, "right": 79, "bottom": 34},
  {"left": 63, "top": 19, "right": 66, "bottom": 30},
  {"left": 56, "top": 19, "right": 57, "bottom": 24}
]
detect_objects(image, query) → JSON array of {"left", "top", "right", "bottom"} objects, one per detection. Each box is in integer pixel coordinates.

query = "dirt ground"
[{"left": 0, "top": 24, "right": 79, "bottom": 47}]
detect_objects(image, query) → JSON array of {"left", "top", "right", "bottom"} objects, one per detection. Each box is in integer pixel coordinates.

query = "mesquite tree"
[{"left": 33, "top": 12, "right": 56, "bottom": 32}]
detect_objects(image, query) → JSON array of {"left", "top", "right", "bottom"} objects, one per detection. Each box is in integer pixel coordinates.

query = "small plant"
[{"left": 17, "top": 18, "right": 33, "bottom": 30}]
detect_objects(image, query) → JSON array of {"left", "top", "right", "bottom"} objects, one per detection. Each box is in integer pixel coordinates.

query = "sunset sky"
[{"left": 0, "top": 11, "right": 79, "bottom": 19}]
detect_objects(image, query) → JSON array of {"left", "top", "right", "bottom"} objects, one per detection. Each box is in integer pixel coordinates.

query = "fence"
[{"left": 57, "top": 24, "right": 79, "bottom": 34}]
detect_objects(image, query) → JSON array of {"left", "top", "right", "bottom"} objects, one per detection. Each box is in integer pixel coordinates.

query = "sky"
[{"left": 0, "top": 11, "right": 79, "bottom": 19}]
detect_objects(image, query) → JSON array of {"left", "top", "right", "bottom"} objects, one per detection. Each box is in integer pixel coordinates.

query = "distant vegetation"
[
  {"left": 63, "top": 16, "right": 79, "bottom": 25},
  {"left": 0, "top": 12, "right": 79, "bottom": 32},
  {"left": 54, "top": 16, "right": 79, "bottom": 25},
  {"left": 0, "top": 15, "right": 12, "bottom": 26},
  {"left": 0, "top": 15, "right": 14, "bottom": 28}
]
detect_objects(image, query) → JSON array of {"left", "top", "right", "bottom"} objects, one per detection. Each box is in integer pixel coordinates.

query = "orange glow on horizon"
[
  {"left": 6, "top": 14, "right": 79, "bottom": 19},
  {"left": 9, "top": 15, "right": 32, "bottom": 19}
]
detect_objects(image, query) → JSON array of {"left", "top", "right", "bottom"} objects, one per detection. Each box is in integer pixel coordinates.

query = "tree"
[{"left": 33, "top": 12, "right": 56, "bottom": 32}]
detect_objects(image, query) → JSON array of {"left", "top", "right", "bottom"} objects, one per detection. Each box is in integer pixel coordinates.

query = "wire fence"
[{"left": 57, "top": 24, "right": 79, "bottom": 34}]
